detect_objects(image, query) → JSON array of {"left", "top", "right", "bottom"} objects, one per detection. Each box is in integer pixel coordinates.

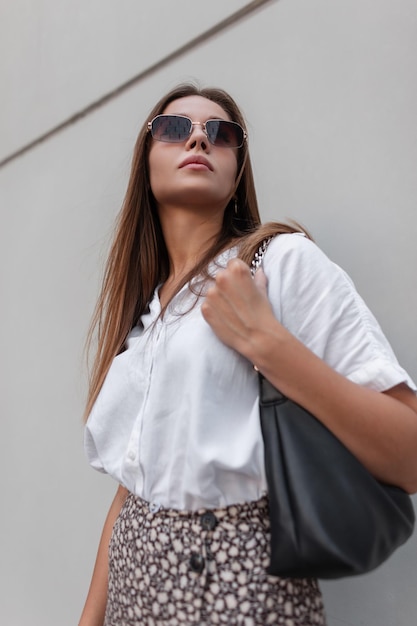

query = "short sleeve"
[{"left": 262, "top": 234, "right": 416, "bottom": 393}]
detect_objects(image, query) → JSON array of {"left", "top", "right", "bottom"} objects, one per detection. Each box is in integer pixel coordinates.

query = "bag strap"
[
  {"left": 250, "top": 237, "right": 273, "bottom": 276},
  {"left": 250, "top": 237, "right": 278, "bottom": 393}
]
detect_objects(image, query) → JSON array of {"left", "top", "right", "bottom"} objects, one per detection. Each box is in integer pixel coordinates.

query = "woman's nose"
[{"left": 186, "top": 124, "right": 209, "bottom": 151}]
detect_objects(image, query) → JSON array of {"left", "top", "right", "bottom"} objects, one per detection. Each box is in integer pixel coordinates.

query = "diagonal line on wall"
[{"left": 0, "top": 0, "right": 278, "bottom": 169}]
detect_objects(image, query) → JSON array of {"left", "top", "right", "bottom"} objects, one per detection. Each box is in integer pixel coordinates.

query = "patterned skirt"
[{"left": 104, "top": 493, "right": 326, "bottom": 626}]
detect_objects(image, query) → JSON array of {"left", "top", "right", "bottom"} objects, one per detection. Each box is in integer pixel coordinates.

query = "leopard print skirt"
[{"left": 104, "top": 493, "right": 326, "bottom": 625}]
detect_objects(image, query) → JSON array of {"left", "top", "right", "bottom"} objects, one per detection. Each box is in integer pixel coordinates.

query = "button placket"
[
  {"left": 129, "top": 319, "right": 164, "bottom": 483},
  {"left": 188, "top": 511, "right": 219, "bottom": 576},
  {"left": 200, "top": 511, "right": 218, "bottom": 565}
]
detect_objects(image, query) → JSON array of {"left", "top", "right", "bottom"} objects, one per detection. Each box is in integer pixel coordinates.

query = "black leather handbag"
[
  {"left": 259, "top": 374, "right": 415, "bottom": 579},
  {"left": 252, "top": 239, "right": 415, "bottom": 579}
]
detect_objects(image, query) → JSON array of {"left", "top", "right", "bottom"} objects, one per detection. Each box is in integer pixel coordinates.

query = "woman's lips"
[
  {"left": 182, "top": 162, "right": 210, "bottom": 170},
  {"left": 179, "top": 155, "right": 213, "bottom": 171}
]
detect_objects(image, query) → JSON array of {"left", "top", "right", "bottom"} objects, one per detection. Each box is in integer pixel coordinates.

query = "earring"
[{"left": 234, "top": 197, "right": 238, "bottom": 215}]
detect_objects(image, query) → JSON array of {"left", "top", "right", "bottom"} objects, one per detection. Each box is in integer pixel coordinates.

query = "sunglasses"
[{"left": 147, "top": 114, "right": 247, "bottom": 148}]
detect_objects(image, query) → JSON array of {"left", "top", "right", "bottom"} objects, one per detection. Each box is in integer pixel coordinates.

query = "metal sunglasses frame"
[{"left": 147, "top": 114, "right": 247, "bottom": 148}]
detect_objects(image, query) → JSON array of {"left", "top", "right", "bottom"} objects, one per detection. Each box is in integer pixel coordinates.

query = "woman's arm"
[
  {"left": 201, "top": 258, "right": 417, "bottom": 493},
  {"left": 78, "top": 485, "right": 129, "bottom": 626}
]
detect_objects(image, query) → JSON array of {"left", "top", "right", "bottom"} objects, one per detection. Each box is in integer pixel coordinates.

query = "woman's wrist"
[{"left": 246, "top": 317, "right": 292, "bottom": 378}]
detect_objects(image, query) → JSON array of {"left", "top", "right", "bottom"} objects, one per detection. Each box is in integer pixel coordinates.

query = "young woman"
[{"left": 79, "top": 84, "right": 417, "bottom": 626}]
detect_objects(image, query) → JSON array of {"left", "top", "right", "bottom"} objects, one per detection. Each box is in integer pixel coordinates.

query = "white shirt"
[{"left": 84, "top": 234, "right": 416, "bottom": 510}]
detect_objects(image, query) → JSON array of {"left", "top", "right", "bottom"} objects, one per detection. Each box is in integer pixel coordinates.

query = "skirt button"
[
  {"left": 189, "top": 552, "right": 205, "bottom": 574},
  {"left": 200, "top": 511, "right": 218, "bottom": 531}
]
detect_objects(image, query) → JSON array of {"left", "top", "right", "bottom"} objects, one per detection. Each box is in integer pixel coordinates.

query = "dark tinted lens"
[
  {"left": 205, "top": 120, "right": 244, "bottom": 147},
  {"left": 151, "top": 115, "right": 192, "bottom": 142}
]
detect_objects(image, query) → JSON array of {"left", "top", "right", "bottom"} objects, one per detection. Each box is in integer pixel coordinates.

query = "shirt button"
[
  {"left": 189, "top": 552, "right": 205, "bottom": 574},
  {"left": 128, "top": 450, "right": 136, "bottom": 461},
  {"left": 149, "top": 502, "right": 162, "bottom": 514},
  {"left": 200, "top": 511, "right": 218, "bottom": 531}
]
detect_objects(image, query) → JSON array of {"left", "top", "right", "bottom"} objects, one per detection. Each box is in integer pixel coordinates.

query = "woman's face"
[{"left": 148, "top": 96, "right": 239, "bottom": 214}]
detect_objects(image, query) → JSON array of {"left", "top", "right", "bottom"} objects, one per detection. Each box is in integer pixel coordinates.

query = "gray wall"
[{"left": 1, "top": 1, "right": 416, "bottom": 624}]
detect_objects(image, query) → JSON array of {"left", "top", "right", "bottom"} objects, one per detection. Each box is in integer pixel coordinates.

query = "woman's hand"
[{"left": 201, "top": 258, "right": 283, "bottom": 363}]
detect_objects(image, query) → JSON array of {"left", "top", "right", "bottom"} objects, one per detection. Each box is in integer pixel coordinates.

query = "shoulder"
[
  {"left": 260, "top": 234, "right": 416, "bottom": 392},
  {"left": 263, "top": 232, "right": 348, "bottom": 289},
  {"left": 265, "top": 232, "right": 328, "bottom": 264},
  {"left": 262, "top": 232, "right": 360, "bottom": 337}
]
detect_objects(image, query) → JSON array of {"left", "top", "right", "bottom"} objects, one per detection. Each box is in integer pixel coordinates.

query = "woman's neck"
[
  {"left": 158, "top": 204, "right": 224, "bottom": 278},
  {"left": 156, "top": 204, "right": 225, "bottom": 310}
]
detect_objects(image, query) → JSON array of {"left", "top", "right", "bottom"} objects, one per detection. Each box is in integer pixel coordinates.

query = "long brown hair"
[{"left": 84, "top": 83, "right": 310, "bottom": 418}]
